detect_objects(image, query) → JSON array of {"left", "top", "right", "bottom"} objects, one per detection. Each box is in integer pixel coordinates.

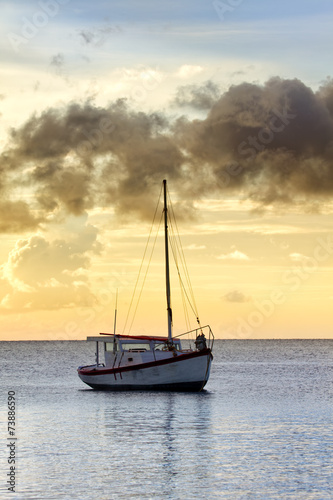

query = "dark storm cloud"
[
  {"left": 174, "top": 77, "right": 333, "bottom": 204},
  {"left": 0, "top": 201, "right": 43, "bottom": 233},
  {"left": 1, "top": 99, "right": 184, "bottom": 222},
  {"left": 1, "top": 77, "right": 333, "bottom": 232}
]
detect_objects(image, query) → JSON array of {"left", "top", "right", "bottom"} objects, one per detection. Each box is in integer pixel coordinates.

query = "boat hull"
[{"left": 78, "top": 349, "right": 213, "bottom": 392}]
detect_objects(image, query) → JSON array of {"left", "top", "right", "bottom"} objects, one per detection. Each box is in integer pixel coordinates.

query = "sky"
[{"left": 1, "top": 0, "right": 333, "bottom": 340}]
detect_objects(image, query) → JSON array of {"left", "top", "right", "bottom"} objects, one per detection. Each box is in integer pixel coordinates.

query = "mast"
[
  {"left": 113, "top": 289, "right": 118, "bottom": 354},
  {"left": 113, "top": 289, "right": 118, "bottom": 336},
  {"left": 163, "top": 179, "right": 173, "bottom": 342}
]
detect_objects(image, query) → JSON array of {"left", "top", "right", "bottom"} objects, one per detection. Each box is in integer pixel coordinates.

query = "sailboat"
[{"left": 77, "top": 180, "right": 214, "bottom": 391}]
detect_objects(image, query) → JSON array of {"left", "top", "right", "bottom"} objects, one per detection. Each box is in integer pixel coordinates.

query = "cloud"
[
  {"left": 0, "top": 200, "right": 43, "bottom": 233},
  {"left": 176, "top": 65, "right": 204, "bottom": 78},
  {"left": 224, "top": 290, "right": 250, "bottom": 303},
  {"left": 218, "top": 249, "right": 250, "bottom": 261},
  {"left": 1, "top": 76, "right": 333, "bottom": 234},
  {"left": 0, "top": 99, "right": 183, "bottom": 225},
  {"left": 50, "top": 53, "right": 65, "bottom": 69},
  {"left": 185, "top": 244, "right": 206, "bottom": 250},
  {"left": 172, "top": 80, "right": 221, "bottom": 110},
  {"left": 77, "top": 23, "right": 122, "bottom": 47},
  {"left": 289, "top": 252, "right": 311, "bottom": 263},
  {"left": 0, "top": 224, "right": 100, "bottom": 311},
  {"left": 173, "top": 77, "right": 333, "bottom": 205},
  {"left": 49, "top": 53, "right": 69, "bottom": 82},
  {"left": 0, "top": 276, "right": 12, "bottom": 301}
]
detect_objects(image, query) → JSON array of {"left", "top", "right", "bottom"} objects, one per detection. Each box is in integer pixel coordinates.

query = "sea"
[{"left": 1, "top": 339, "right": 332, "bottom": 500}]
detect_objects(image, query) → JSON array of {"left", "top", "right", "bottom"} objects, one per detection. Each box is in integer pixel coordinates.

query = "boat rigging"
[{"left": 77, "top": 179, "right": 214, "bottom": 391}]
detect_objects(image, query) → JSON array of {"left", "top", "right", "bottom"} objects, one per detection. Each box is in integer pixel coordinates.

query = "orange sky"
[
  {"left": 1, "top": 198, "right": 333, "bottom": 340},
  {"left": 1, "top": 1, "right": 333, "bottom": 339}
]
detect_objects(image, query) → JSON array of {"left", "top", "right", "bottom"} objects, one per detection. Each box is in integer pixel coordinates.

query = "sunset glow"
[{"left": 1, "top": 1, "right": 333, "bottom": 339}]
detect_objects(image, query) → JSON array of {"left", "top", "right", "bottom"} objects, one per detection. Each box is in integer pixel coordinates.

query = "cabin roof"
[
  {"left": 86, "top": 333, "right": 180, "bottom": 342},
  {"left": 101, "top": 333, "right": 171, "bottom": 341}
]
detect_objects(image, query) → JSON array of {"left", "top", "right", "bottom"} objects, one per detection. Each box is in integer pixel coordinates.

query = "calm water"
[{"left": 1, "top": 340, "right": 332, "bottom": 499}]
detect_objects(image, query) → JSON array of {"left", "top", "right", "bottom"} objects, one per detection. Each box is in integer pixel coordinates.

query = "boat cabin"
[{"left": 87, "top": 334, "right": 183, "bottom": 368}]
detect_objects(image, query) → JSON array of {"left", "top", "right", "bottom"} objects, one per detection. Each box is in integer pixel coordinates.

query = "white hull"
[{"left": 78, "top": 350, "right": 212, "bottom": 392}]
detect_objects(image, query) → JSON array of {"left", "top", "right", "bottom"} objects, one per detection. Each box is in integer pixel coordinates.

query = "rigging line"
[
  {"left": 180, "top": 276, "right": 191, "bottom": 332},
  {"left": 167, "top": 192, "right": 201, "bottom": 325},
  {"left": 167, "top": 194, "right": 192, "bottom": 289},
  {"left": 168, "top": 228, "right": 196, "bottom": 340},
  {"left": 167, "top": 209, "right": 199, "bottom": 323},
  {"left": 164, "top": 185, "right": 191, "bottom": 332},
  {"left": 128, "top": 210, "right": 163, "bottom": 335},
  {"left": 168, "top": 221, "right": 191, "bottom": 332},
  {"left": 122, "top": 183, "right": 163, "bottom": 334},
  {"left": 173, "top": 254, "right": 198, "bottom": 319}
]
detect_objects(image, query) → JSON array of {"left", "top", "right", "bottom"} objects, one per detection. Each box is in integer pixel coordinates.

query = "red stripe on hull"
[{"left": 78, "top": 348, "right": 213, "bottom": 377}]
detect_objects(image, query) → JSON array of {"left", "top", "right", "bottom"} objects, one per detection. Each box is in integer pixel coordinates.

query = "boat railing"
[{"left": 173, "top": 325, "right": 214, "bottom": 351}]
